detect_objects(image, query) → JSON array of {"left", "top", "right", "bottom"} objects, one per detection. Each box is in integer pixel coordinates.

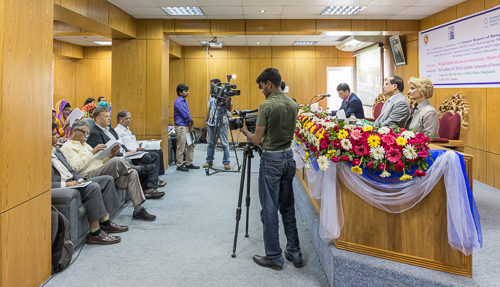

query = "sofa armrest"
[{"left": 51, "top": 188, "right": 81, "bottom": 205}]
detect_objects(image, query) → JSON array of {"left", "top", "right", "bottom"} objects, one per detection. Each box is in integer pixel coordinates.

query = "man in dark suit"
[
  {"left": 86, "top": 107, "right": 164, "bottom": 199},
  {"left": 51, "top": 123, "right": 127, "bottom": 245},
  {"left": 337, "top": 83, "right": 364, "bottom": 119}
]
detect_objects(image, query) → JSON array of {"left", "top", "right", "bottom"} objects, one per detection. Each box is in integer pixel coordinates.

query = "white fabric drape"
[{"left": 294, "top": 146, "right": 481, "bottom": 255}]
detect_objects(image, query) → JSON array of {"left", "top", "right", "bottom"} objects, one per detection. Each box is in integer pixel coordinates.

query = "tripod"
[
  {"left": 205, "top": 96, "right": 241, "bottom": 176},
  {"left": 231, "top": 142, "right": 260, "bottom": 258}
]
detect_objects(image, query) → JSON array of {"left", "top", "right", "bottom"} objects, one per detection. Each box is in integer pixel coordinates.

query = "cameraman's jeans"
[
  {"left": 206, "top": 124, "right": 230, "bottom": 165},
  {"left": 258, "top": 150, "right": 302, "bottom": 266}
]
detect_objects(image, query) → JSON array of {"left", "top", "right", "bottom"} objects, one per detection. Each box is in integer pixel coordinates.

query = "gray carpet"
[{"left": 43, "top": 145, "right": 329, "bottom": 287}]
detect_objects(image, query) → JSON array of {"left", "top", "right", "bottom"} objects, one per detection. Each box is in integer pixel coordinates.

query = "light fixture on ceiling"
[
  {"left": 161, "top": 7, "right": 204, "bottom": 16},
  {"left": 260, "top": 10, "right": 265, "bottom": 13},
  {"left": 321, "top": 6, "right": 365, "bottom": 16},
  {"left": 257, "top": 42, "right": 260, "bottom": 45},
  {"left": 93, "top": 41, "right": 112, "bottom": 46},
  {"left": 293, "top": 41, "right": 316, "bottom": 46}
]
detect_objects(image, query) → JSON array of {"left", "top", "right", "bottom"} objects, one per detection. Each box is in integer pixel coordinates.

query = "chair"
[
  {"left": 431, "top": 92, "right": 469, "bottom": 152},
  {"left": 366, "top": 94, "right": 389, "bottom": 122},
  {"left": 83, "top": 117, "right": 95, "bottom": 130}
]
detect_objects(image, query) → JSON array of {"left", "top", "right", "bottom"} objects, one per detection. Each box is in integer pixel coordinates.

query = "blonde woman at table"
[{"left": 405, "top": 77, "right": 439, "bottom": 137}]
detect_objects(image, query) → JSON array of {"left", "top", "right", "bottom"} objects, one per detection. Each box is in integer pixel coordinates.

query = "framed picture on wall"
[{"left": 389, "top": 35, "right": 406, "bottom": 66}]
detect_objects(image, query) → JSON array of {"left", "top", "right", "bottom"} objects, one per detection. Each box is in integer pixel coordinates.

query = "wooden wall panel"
[
  {"left": 271, "top": 58, "right": 294, "bottom": 99},
  {"left": 0, "top": 191, "right": 51, "bottom": 287},
  {"left": 485, "top": 0, "right": 500, "bottom": 9},
  {"left": 316, "top": 46, "right": 338, "bottom": 59},
  {"left": 169, "top": 58, "right": 185, "bottom": 123},
  {"left": 228, "top": 46, "right": 249, "bottom": 59},
  {"left": 487, "top": 152, "right": 500, "bottom": 189},
  {"left": 272, "top": 46, "right": 294, "bottom": 59},
  {"left": 250, "top": 46, "right": 271, "bottom": 59},
  {"left": 208, "top": 47, "right": 228, "bottom": 59},
  {"left": 211, "top": 19, "right": 245, "bottom": 35},
  {"left": 457, "top": 0, "right": 485, "bottom": 18},
  {"left": 460, "top": 88, "right": 486, "bottom": 150},
  {"left": 486, "top": 88, "right": 500, "bottom": 154},
  {"left": 293, "top": 59, "right": 316, "bottom": 104},
  {"left": 228, "top": 59, "right": 251, "bottom": 111},
  {"left": 316, "top": 19, "right": 352, "bottom": 32},
  {"left": 75, "top": 58, "right": 112, "bottom": 109},
  {"left": 280, "top": 20, "right": 316, "bottom": 35},
  {"left": 435, "top": 6, "right": 457, "bottom": 26},
  {"left": 315, "top": 58, "right": 338, "bottom": 110},
  {"left": 146, "top": 40, "right": 163, "bottom": 135},
  {"left": 208, "top": 59, "right": 228, "bottom": 85},
  {"left": 352, "top": 20, "right": 386, "bottom": 31},
  {"left": 53, "top": 59, "right": 77, "bottom": 107},
  {"left": 184, "top": 59, "right": 208, "bottom": 121},
  {"left": 250, "top": 59, "right": 272, "bottom": 110},
  {"left": 246, "top": 20, "right": 280, "bottom": 35},
  {"left": 293, "top": 46, "right": 316, "bottom": 58},
  {"left": 169, "top": 40, "right": 182, "bottom": 58},
  {"left": 420, "top": 15, "right": 435, "bottom": 30},
  {"left": 83, "top": 46, "right": 112, "bottom": 59},
  {"left": 184, "top": 46, "right": 207, "bottom": 58},
  {"left": 175, "top": 19, "right": 211, "bottom": 35},
  {"left": 464, "top": 147, "right": 487, "bottom": 182}
]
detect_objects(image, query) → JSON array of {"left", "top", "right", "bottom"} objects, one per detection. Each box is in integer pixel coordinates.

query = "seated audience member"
[
  {"left": 96, "top": 101, "right": 111, "bottom": 127},
  {"left": 55, "top": 100, "right": 72, "bottom": 138},
  {"left": 60, "top": 120, "right": 157, "bottom": 221},
  {"left": 87, "top": 107, "right": 164, "bottom": 199},
  {"left": 83, "top": 98, "right": 95, "bottom": 107},
  {"left": 337, "top": 83, "right": 364, "bottom": 119},
  {"left": 405, "top": 77, "right": 439, "bottom": 137},
  {"left": 115, "top": 110, "right": 167, "bottom": 187},
  {"left": 51, "top": 123, "right": 126, "bottom": 245},
  {"left": 373, "top": 76, "right": 410, "bottom": 128},
  {"left": 281, "top": 81, "right": 286, "bottom": 91},
  {"left": 52, "top": 109, "right": 57, "bottom": 123},
  {"left": 174, "top": 83, "right": 199, "bottom": 172},
  {"left": 82, "top": 102, "right": 97, "bottom": 119},
  {"left": 98, "top": 96, "right": 107, "bottom": 103}
]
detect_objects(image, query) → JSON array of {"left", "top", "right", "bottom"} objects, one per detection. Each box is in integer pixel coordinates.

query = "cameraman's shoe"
[
  {"left": 224, "top": 164, "right": 231, "bottom": 170},
  {"left": 185, "top": 164, "right": 200, "bottom": 169},
  {"left": 203, "top": 162, "right": 210, "bottom": 168},
  {"left": 177, "top": 165, "right": 189, "bottom": 172}
]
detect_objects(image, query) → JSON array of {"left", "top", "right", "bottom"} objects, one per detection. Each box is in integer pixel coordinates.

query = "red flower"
[
  {"left": 414, "top": 170, "right": 426, "bottom": 177},
  {"left": 418, "top": 151, "right": 428, "bottom": 158},
  {"left": 331, "top": 140, "right": 339, "bottom": 149},
  {"left": 332, "top": 156, "right": 339, "bottom": 163},
  {"left": 333, "top": 125, "right": 340, "bottom": 132},
  {"left": 320, "top": 139, "right": 329, "bottom": 150},
  {"left": 352, "top": 158, "right": 360, "bottom": 166},
  {"left": 367, "top": 161, "right": 374, "bottom": 168},
  {"left": 341, "top": 155, "right": 350, "bottom": 162},
  {"left": 354, "top": 144, "right": 369, "bottom": 156},
  {"left": 381, "top": 135, "right": 395, "bottom": 146},
  {"left": 394, "top": 162, "right": 405, "bottom": 172},
  {"left": 386, "top": 148, "right": 402, "bottom": 163},
  {"left": 378, "top": 164, "right": 387, "bottom": 171}
]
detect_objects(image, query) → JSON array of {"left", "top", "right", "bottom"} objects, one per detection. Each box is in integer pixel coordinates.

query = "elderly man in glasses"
[{"left": 60, "top": 120, "right": 156, "bottom": 221}]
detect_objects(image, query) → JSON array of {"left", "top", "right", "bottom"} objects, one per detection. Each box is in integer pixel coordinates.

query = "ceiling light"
[
  {"left": 257, "top": 42, "right": 260, "bottom": 45},
  {"left": 293, "top": 41, "right": 317, "bottom": 45},
  {"left": 321, "top": 6, "right": 365, "bottom": 16},
  {"left": 260, "top": 10, "right": 265, "bottom": 13},
  {"left": 161, "top": 7, "right": 204, "bottom": 16},
  {"left": 93, "top": 41, "right": 112, "bottom": 46}
]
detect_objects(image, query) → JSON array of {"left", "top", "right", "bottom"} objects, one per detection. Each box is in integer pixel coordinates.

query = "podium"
[{"left": 296, "top": 145, "right": 474, "bottom": 277}]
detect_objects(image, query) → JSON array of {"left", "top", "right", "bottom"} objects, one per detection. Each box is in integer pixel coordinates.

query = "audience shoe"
[
  {"left": 185, "top": 164, "right": 200, "bottom": 169},
  {"left": 252, "top": 255, "right": 283, "bottom": 270},
  {"left": 177, "top": 165, "right": 189, "bottom": 172},
  {"left": 100, "top": 222, "right": 129, "bottom": 233},
  {"left": 132, "top": 207, "right": 156, "bottom": 221},
  {"left": 141, "top": 164, "right": 156, "bottom": 174},
  {"left": 144, "top": 188, "right": 165, "bottom": 199},
  {"left": 203, "top": 162, "right": 210, "bottom": 168},
  {"left": 285, "top": 250, "right": 304, "bottom": 268},
  {"left": 86, "top": 231, "right": 121, "bottom": 245},
  {"left": 224, "top": 164, "right": 231, "bottom": 170}
]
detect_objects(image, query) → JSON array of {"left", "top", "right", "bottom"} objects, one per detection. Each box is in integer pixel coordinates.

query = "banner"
[{"left": 419, "top": 5, "right": 500, "bottom": 88}]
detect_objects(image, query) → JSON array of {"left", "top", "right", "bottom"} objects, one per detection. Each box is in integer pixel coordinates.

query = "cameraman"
[
  {"left": 240, "top": 68, "right": 302, "bottom": 270},
  {"left": 204, "top": 78, "right": 232, "bottom": 170}
]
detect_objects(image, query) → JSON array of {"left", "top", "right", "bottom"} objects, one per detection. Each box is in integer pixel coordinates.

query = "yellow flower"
[
  {"left": 396, "top": 137, "right": 408, "bottom": 146},
  {"left": 363, "top": 126, "right": 374, "bottom": 132},
  {"left": 326, "top": 149, "right": 336, "bottom": 159},
  {"left": 399, "top": 174, "right": 413, "bottom": 181},
  {"left": 351, "top": 165, "right": 363, "bottom": 175},
  {"left": 337, "top": 129, "right": 348, "bottom": 140},
  {"left": 305, "top": 151, "right": 310, "bottom": 160},
  {"left": 310, "top": 125, "right": 316, "bottom": 134},
  {"left": 306, "top": 122, "right": 313, "bottom": 128},
  {"left": 367, "top": 135, "right": 381, "bottom": 148}
]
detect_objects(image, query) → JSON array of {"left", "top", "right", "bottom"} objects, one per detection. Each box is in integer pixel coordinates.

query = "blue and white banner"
[{"left": 419, "top": 5, "right": 500, "bottom": 88}]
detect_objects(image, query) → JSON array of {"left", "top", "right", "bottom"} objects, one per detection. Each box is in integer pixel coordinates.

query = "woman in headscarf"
[
  {"left": 54, "top": 100, "right": 72, "bottom": 138},
  {"left": 82, "top": 102, "right": 97, "bottom": 119}
]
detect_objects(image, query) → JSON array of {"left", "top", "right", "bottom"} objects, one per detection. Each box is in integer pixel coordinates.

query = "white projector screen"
[{"left": 355, "top": 47, "right": 383, "bottom": 106}]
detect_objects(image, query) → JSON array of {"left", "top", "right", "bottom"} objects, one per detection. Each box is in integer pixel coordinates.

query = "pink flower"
[
  {"left": 320, "top": 139, "right": 329, "bottom": 150},
  {"left": 367, "top": 161, "right": 374, "bottom": 168},
  {"left": 333, "top": 125, "right": 340, "bottom": 132},
  {"left": 414, "top": 170, "right": 427, "bottom": 177},
  {"left": 386, "top": 148, "right": 402, "bottom": 163},
  {"left": 354, "top": 144, "right": 369, "bottom": 156},
  {"left": 378, "top": 164, "right": 387, "bottom": 170},
  {"left": 352, "top": 158, "right": 360, "bottom": 166},
  {"left": 331, "top": 140, "right": 339, "bottom": 149},
  {"left": 418, "top": 151, "right": 428, "bottom": 158},
  {"left": 311, "top": 147, "right": 317, "bottom": 153},
  {"left": 341, "top": 155, "right": 350, "bottom": 162},
  {"left": 332, "top": 156, "right": 340, "bottom": 163},
  {"left": 381, "top": 135, "right": 395, "bottom": 146},
  {"left": 394, "top": 162, "right": 405, "bottom": 172},
  {"left": 350, "top": 129, "right": 362, "bottom": 141}
]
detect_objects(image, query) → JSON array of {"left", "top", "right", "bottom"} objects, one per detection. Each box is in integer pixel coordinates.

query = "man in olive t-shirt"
[{"left": 241, "top": 68, "right": 302, "bottom": 270}]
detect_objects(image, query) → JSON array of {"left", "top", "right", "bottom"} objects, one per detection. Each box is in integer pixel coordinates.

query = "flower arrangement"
[{"left": 294, "top": 106, "right": 432, "bottom": 181}]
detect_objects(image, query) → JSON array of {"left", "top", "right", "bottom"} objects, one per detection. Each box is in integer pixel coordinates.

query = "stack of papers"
[
  {"left": 53, "top": 181, "right": 92, "bottom": 190},
  {"left": 93, "top": 138, "right": 124, "bottom": 160},
  {"left": 137, "top": 140, "right": 162, "bottom": 150},
  {"left": 67, "top": 108, "right": 85, "bottom": 126},
  {"left": 123, "top": 151, "right": 147, "bottom": 160}
]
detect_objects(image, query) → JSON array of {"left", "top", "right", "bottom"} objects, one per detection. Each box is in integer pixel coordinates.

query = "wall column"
[
  {"left": 0, "top": 0, "right": 54, "bottom": 285},
  {"left": 112, "top": 20, "right": 170, "bottom": 164}
]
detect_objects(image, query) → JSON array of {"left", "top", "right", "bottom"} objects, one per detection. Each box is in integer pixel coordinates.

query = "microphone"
[{"left": 317, "top": 94, "right": 331, "bottom": 97}]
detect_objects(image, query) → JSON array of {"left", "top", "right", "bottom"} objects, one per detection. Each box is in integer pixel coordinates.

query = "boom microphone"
[{"left": 317, "top": 94, "right": 331, "bottom": 97}]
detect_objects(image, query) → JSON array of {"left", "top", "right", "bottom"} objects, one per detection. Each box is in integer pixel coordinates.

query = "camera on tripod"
[
  {"left": 210, "top": 74, "right": 241, "bottom": 100},
  {"left": 229, "top": 109, "right": 258, "bottom": 133}
]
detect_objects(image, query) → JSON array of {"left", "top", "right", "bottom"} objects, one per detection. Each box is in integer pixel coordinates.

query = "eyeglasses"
[{"left": 75, "top": 129, "right": 89, "bottom": 136}]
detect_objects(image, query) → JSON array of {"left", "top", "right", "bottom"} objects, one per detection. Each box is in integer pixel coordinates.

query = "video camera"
[
  {"left": 229, "top": 109, "right": 258, "bottom": 133},
  {"left": 210, "top": 74, "right": 241, "bottom": 100}
]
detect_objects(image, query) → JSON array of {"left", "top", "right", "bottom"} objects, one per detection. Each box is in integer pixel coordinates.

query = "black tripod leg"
[
  {"left": 232, "top": 149, "right": 248, "bottom": 258},
  {"left": 229, "top": 127, "right": 241, "bottom": 171},
  {"left": 245, "top": 151, "right": 252, "bottom": 237}
]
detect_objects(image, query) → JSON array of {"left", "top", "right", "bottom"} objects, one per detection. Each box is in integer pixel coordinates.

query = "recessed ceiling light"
[
  {"left": 260, "top": 10, "right": 265, "bottom": 13},
  {"left": 93, "top": 41, "right": 112, "bottom": 46},
  {"left": 257, "top": 42, "right": 260, "bottom": 45},
  {"left": 293, "top": 41, "right": 316, "bottom": 45},
  {"left": 321, "top": 6, "right": 365, "bottom": 16},
  {"left": 161, "top": 7, "right": 204, "bottom": 16}
]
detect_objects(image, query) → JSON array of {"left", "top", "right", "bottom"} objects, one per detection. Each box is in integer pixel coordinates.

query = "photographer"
[
  {"left": 204, "top": 78, "right": 232, "bottom": 170},
  {"left": 240, "top": 68, "right": 302, "bottom": 270}
]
